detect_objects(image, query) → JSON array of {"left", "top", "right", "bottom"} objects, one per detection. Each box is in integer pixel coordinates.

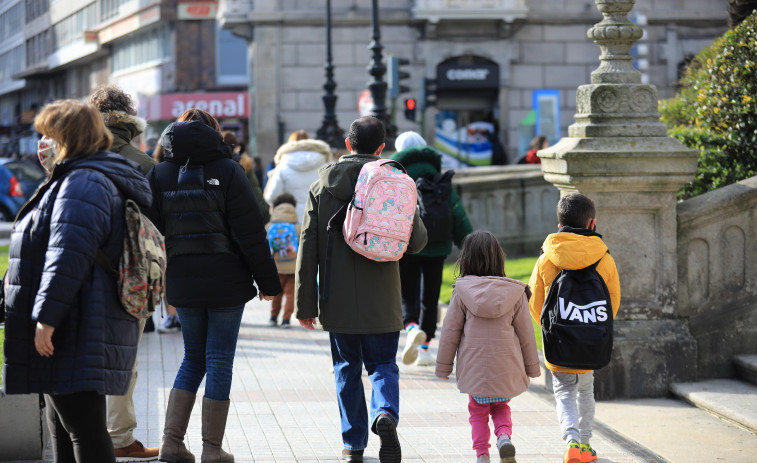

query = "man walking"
[
  {"left": 90, "top": 84, "right": 159, "bottom": 461},
  {"left": 295, "top": 116, "right": 428, "bottom": 463}
]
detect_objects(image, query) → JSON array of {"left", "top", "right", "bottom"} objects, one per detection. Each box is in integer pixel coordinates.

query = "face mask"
[{"left": 37, "top": 136, "right": 57, "bottom": 173}]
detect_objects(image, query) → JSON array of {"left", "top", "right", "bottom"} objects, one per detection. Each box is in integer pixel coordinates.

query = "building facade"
[
  {"left": 0, "top": 0, "right": 251, "bottom": 156},
  {"left": 220, "top": 0, "right": 728, "bottom": 166}
]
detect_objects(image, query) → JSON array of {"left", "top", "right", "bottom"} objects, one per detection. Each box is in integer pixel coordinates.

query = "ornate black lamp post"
[
  {"left": 367, "top": 0, "right": 397, "bottom": 142},
  {"left": 316, "top": 0, "right": 345, "bottom": 148}
]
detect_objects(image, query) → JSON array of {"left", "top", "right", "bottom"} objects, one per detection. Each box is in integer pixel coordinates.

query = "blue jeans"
[
  {"left": 174, "top": 305, "right": 245, "bottom": 401},
  {"left": 329, "top": 332, "right": 400, "bottom": 451}
]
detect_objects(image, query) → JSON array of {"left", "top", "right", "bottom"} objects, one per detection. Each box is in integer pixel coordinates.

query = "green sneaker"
[{"left": 580, "top": 443, "right": 597, "bottom": 462}]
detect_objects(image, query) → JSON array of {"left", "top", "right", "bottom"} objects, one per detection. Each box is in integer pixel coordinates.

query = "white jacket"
[{"left": 264, "top": 139, "right": 330, "bottom": 221}]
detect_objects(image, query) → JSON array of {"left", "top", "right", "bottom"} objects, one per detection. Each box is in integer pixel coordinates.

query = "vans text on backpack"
[
  {"left": 415, "top": 170, "right": 454, "bottom": 243},
  {"left": 540, "top": 253, "right": 612, "bottom": 370},
  {"left": 342, "top": 158, "right": 417, "bottom": 262}
]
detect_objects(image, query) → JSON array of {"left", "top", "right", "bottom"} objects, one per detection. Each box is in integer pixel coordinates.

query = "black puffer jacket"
[
  {"left": 146, "top": 121, "right": 281, "bottom": 308},
  {"left": 3, "top": 152, "right": 150, "bottom": 395}
]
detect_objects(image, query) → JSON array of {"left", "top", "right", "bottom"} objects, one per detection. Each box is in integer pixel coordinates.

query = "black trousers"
[
  {"left": 399, "top": 254, "right": 446, "bottom": 341},
  {"left": 44, "top": 391, "right": 115, "bottom": 463}
]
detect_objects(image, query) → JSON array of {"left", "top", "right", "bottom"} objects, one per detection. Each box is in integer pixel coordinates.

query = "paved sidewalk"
[
  {"left": 107, "top": 298, "right": 665, "bottom": 463},
  {"left": 30, "top": 297, "right": 754, "bottom": 463}
]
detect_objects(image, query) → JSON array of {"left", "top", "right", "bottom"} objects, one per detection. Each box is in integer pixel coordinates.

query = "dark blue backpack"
[{"left": 541, "top": 255, "right": 613, "bottom": 370}]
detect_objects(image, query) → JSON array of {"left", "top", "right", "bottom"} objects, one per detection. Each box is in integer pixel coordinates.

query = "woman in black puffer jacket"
[
  {"left": 146, "top": 109, "right": 281, "bottom": 463},
  {"left": 3, "top": 100, "right": 152, "bottom": 462}
]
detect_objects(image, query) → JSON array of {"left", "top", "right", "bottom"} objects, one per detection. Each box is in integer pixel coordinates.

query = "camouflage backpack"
[{"left": 97, "top": 199, "right": 167, "bottom": 319}]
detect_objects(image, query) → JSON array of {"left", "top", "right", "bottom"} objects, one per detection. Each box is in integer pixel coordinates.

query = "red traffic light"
[{"left": 405, "top": 98, "right": 416, "bottom": 110}]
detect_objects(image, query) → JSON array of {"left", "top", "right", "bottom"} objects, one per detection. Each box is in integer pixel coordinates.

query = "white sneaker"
[
  {"left": 415, "top": 348, "right": 435, "bottom": 366},
  {"left": 401, "top": 327, "right": 426, "bottom": 365}
]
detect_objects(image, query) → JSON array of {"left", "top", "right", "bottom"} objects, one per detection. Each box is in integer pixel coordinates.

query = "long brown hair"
[
  {"left": 34, "top": 100, "right": 113, "bottom": 162},
  {"left": 176, "top": 108, "right": 221, "bottom": 133},
  {"left": 455, "top": 231, "right": 506, "bottom": 278}
]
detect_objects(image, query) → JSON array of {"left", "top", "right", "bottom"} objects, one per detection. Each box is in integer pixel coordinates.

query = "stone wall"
[
  {"left": 677, "top": 176, "right": 757, "bottom": 379},
  {"left": 453, "top": 164, "right": 559, "bottom": 257}
]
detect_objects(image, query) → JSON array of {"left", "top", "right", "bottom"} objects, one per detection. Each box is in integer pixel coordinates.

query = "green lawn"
[{"left": 440, "top": 255, "right": 543, "bottom": 350}]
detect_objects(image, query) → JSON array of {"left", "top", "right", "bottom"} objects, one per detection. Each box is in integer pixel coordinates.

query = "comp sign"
[{"left": 177, "top": 1, "right": 218, "bottom": 20}]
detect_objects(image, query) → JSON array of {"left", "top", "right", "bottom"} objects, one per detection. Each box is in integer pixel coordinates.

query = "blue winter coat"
[{"left": 2, "top": 152, "right": 152, "bottom": 396}]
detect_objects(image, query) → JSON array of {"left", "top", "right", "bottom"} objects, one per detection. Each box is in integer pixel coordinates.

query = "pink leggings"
[{"left": 468, "top": 396, "right": 512, "bottom": 457}]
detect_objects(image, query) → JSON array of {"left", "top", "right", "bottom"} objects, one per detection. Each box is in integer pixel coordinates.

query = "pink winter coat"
[{"left": 436, "top": 275, "right": 541, "bottom": 398}]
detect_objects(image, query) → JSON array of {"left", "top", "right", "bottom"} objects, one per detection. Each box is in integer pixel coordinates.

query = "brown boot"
[
  {"left": 200, "top": 397, "right": 234, "bottom": 463},
  {"left": 159, "top": 388, "right": 196, "bottom": 463}
]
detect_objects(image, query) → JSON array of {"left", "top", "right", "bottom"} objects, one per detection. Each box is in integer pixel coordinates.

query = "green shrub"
[{"left": 659, "top": 12, "right": 757, "bottom": 199}]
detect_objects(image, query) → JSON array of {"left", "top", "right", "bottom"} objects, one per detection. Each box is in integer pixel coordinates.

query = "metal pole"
[
  {"left": 367, "top": 0, "right": 387, "bottom": 121},
  {"left": 316, "top": 0, "right": 345, "bottom": 148}
]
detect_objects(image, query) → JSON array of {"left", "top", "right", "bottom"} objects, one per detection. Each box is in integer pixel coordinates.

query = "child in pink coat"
[{"left": 436, "top": 231, "right": 541, "bottom": 463}]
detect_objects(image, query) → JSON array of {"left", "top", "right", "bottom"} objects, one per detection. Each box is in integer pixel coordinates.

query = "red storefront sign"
[{"left": 141, "top": 92, "right": 249, "bottom": 120}]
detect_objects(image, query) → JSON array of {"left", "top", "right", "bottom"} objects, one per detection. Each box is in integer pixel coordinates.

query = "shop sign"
[
  {"left": 152, "top": 92, "right": 248, "bottom": 120},
  {"left": 436, "top": 57, "right": 499, "bottom": 90},
  {"left": 178, "top": 1, "right": 218, "bottom": 20}
]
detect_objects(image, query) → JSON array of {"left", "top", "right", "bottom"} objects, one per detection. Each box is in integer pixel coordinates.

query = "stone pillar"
[{"left": 538, "top": 0, "right": 700, "bottom": 398}]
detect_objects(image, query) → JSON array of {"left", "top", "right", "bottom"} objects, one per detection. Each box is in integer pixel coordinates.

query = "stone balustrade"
[
  {"left": 453, "top": 164, "right": 559, "bottom": 257},
  {"left": 677, "top": 176, "right": 757, "bottom": 379}
]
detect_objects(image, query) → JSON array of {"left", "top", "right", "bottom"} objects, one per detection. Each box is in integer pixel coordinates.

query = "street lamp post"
[
  {"left": 367, "top": 0, "right": 397, "bottom": 142},
  {"left": 316, "top": 0, "right": 345, "bottom": 149}
]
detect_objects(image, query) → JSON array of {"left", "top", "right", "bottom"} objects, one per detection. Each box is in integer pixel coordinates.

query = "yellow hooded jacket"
[{"left": 528, "top": 229, "right": 621, "bottom": 374}]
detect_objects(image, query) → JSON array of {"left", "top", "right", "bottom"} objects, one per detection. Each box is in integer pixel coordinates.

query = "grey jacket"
[{"left": 295, "top": 154, "right": 427, "bottom": 334}]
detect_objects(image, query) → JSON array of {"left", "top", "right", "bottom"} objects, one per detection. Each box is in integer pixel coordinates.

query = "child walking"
[
  {"left": 266, "top": 193, "right": 301, "bottom": 327},
  {"left": 528, "top": 193, "right": 621, "bottom": 463},
  {"left": 436, "top": 231, "right": 541, "bottom": 463}
]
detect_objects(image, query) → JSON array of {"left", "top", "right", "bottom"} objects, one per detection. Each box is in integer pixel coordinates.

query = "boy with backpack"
[
  {"left": 390, "top": 132, "right": 473, "bottom": 367},
  {"left": 295, "top": 117, "right": 427, "bottom": 463},
  {"left": 266, "top": 192, "right": 300, "bottom": 327},
  {"left": 528, "top": 193, "right": 621, "bottom": 463}
]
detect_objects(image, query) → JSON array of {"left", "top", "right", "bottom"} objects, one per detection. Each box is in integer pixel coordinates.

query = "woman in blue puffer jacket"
[{"left": 2, "top": 100, "right": 152, "bottom": 462}]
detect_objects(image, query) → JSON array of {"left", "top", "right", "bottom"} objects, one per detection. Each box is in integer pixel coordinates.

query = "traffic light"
[
  {"left": 420, "top": 77, "right": 436, "bottom": 111},
  {"left": 404, "top": 98, "right": 416, "bottom": 121},
  {"left": 388, "top": 56, "right": 411, "bottom": 99}
]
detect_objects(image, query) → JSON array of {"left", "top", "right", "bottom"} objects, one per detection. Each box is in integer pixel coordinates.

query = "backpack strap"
[
  {"left": 585, "top": 251, "right": 608, "bottom": 271},
  {"left": 323, "top": 201, "right": 349, "bottom": 302}
]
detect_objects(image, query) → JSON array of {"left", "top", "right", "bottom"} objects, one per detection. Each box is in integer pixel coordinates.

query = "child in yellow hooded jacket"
[{"left": 528, "top": 193, "right": 620, "bottom": 463}]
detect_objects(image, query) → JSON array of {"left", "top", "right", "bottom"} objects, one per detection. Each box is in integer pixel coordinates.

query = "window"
[
  {"left": 26, "top": 30, "right": 50, "bottom": 67},
  {"left": 100, "top": 0, "right": 131, "bottom": 22},
  {"left": 532, "top": 89, "right": 560, "bottom": 145},
  {"left": 216, "top": 25, "right": 248, "bottom": 86},
  {"left": 0, "top": 45, "right": 25, "bottom": 84},
  {"left": 112, "top": 25, "right": 169, "bottom": 74},
  {"left": 52, "top": 3, "right": 96, "bottom": 50},
  {"left": 2, "top": 3, "right": 24, "bottom": 40}
]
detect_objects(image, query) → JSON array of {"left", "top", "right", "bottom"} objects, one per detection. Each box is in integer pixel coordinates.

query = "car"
[{"left": 0, "top": 158, "right": 47, "bottom": 222}]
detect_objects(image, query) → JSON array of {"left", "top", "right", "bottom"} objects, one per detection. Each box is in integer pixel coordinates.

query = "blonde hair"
[
  {"left": 288, "top": 130, "right": 309, "bottom": 142},
  {"left": 34, "top": 100, "right": 113, "bottom": 162}
]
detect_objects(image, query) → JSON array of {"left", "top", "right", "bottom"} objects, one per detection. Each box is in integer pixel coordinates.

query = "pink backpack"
[{"left": 342, "top": 158, "right": 417, "bottom": 262}]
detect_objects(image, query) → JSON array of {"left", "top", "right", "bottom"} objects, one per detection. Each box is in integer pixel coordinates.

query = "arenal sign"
[
  {"left": 436, "top": 56, "right": 499, "bottom": 90},
  {"left": 141, "top": 92, "right": 248, "bottom": 120}
]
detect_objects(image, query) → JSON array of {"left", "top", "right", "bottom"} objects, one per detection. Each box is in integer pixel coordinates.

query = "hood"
[
  {"left": 269, "top": 203, "right": 298, "bottom": 223},
  {"left": 454, "top": 276, "right": 527, "bottom": 319},
  {"left": 274, "top": 139, "right": 330, "bottom": 165},
  {"left": 59, "top": 151, "right": 152, "bottom": 209},
  {"left": 318, "top": 154, "right": 377, "bottom": 201},
  {"left": 101, "top": 111, "right": 147, "bottom": 140},
  {"left": 542, "top": 226, "right": 608, "bottom": 270},
  {"left": 160, "top": 120, "right": 233, "bottom": 164},
  {"left": 390, "top": 146, "right": 442, "bottom": 172}
]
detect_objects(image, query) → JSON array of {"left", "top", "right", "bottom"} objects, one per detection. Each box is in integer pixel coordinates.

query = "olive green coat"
[
  {"left": 102, "top": 111, "right": 156, "bottom": 175},
  {"left": 295, "top": 154, "right": 428, "bottom": 333}
]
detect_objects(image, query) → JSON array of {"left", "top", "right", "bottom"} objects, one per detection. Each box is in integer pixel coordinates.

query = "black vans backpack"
[
  {"left": 541, "top": 254, "right": 613, "bottom": 370},
  {"left": 415, "top": 170, "right": 454, "bottom": 243}
]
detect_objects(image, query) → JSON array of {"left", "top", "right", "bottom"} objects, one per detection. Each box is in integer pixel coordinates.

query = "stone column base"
[{"left": 540, "top": 319, "right": 697, "bottom": 400}]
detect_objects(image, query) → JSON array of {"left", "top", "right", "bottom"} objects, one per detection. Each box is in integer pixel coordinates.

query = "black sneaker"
[
  {"left": 341, "top": 448, "right": 364, "bottom": 462},
  {"left": 143, "top": 316, "right": 155, "bottom": 333},
  {"left": 281, "top": 319, "right": 291, "bottom": 328},
  {"left": 375, "top": 414, "right": 401, "bottom": 463}
]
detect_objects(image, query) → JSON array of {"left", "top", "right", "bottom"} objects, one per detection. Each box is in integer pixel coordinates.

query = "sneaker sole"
[
  {"left": 498, "top": 441, "right": 516, "bottom": 463},
  {"left": 117, "top": 457, "right": 160, "bottom": 462},
  {"left": 401, "top": 330, "right": 426, "bottom": 365},
  {"left": 376, "top": 417, "right": 401, "bottom": 463}
]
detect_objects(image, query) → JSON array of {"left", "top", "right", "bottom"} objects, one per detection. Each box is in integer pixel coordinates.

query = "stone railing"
[
  {"left": 676, "top": 175, "right": 757, "bottom": 379},
  {"left": 453, "top": 165, "right": 560, "bottom": 257}
]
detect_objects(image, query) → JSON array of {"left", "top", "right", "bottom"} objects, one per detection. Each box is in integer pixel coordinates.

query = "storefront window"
[{"left": 216, "top": 24, "right": 248, "bottom": 86}]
